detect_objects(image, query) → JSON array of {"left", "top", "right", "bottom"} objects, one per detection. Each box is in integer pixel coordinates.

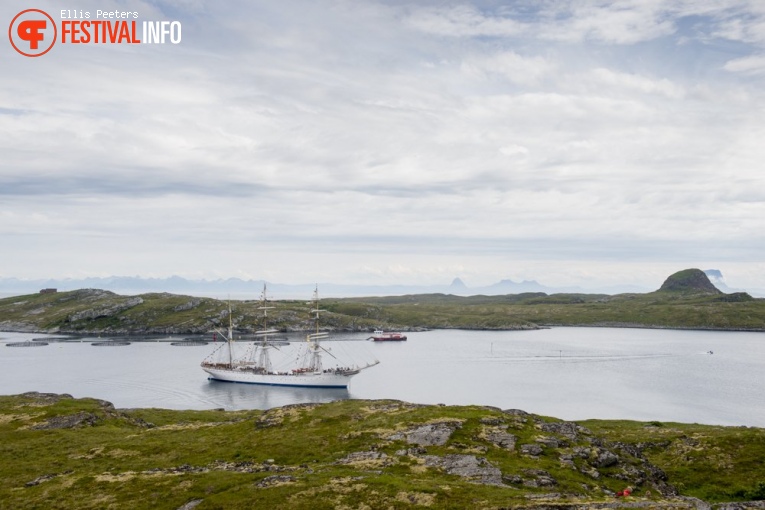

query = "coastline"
[{"left": 4, "top": 323, "right": 765, "bottom": 335}]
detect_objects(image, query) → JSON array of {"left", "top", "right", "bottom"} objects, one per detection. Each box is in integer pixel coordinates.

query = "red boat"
[{"left": 370, "top": 330, "right": 407, "bottom": 341}]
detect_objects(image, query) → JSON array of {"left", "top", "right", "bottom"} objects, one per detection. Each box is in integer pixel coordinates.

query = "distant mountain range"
[
  {"left": 0, "top": 275, "right": 636, "bottom": 298},
  {"left": 0, "top": 270, "right": 761, "bottom": 298}
]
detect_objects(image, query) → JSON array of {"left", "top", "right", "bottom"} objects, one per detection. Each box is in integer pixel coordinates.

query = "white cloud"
[
  {"left": 498, "top": 144, "right": 529, "bottom": 157},
  {"left": 1, "top": 0, "right": 765, "bottom": 290},
  {"left": 403, "top": 4, "right": 526, "bottom": 38},
  {"left": 461, "top": 52, "right": 556, "bottom": 86},
  {"left": 539, "top": 1, "right": 677, "bottom": 44},
  {"left": 723, "top": 54, "right": 765, "bottom": 74},
  {"left": 586, "top": 68, "right": 685, "bottom": 99}
]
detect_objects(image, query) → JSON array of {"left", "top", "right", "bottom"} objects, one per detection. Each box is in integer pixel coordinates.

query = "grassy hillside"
[
  {"left": 0, "top": 289, "right": 385, "bottom": 335},
  {"left": 2, "top": 393, "right": 764, "bottom": 509},
  {"left": 1, "top": 269, "right": 764, "bottom": 333},
  {"left": 326, "top": 290, "right": 765, "bottom": 331}
]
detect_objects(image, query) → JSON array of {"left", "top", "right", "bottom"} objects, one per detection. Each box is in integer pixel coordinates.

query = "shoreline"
[{"left": 3, "top": 323, "right": 765, "bottom": 335}]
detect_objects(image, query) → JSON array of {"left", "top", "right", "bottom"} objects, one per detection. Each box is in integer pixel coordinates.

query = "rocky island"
[{"left": 1, "top": 269, "right": 764, "bottom": 335}]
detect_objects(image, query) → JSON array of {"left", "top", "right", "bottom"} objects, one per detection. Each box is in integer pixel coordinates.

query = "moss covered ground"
[
  {"left": 2, "top": 393, "right": 764, "bottom": 509},
  {"left": 2, "top": 286, "right": 765, "bottom": 335}
]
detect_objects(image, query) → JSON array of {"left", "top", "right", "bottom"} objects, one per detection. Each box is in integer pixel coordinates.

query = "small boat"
[
  {"left": 370, "top": 330, "right": 407, "bottom": 342},
  {"left": 201, "top": 285, "right": 379, "bottom": 388}
]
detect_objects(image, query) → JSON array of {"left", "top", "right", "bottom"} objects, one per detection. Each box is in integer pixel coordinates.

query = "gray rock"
[
  {"left": 256, "top": 475, "right": 295, "bottom": 488},
  {"left": 594, "top": 449, "right": 619, "bottom": 468},
  {"left": 522, "top": 469, "right": 557, "bottom": 487},
  {"left": 714, "top": 503, "right": 765, "bottom": 509},
  {"left": 174, "top": 299, "right": 202, "bottom": 312},
  {"left": 176, "top": 500, "right": 203, "bottom": 510},
  {"left": 423, "top": 454, "right": 503, "bottom": 485},
  {"left": 536, "top": 436, "right": 560, "bottom": 449},
  {"left": 25, "top": 473, "right": 58, "bottom": 487},
  {"left": 67, "top": 297, "right": 144, "bottom": 322},
  {"left": 390, "top": 421, "right": 460, "bottom": 446},
  {"left": 524, "top": 492, "right": 562, "bottom": 500},
  {"left": 485, "top": 429, "right": 517, "bottom": 450},
  {"left": 336, "top": 451, "right": 388, "bottom": 464},
  {"left": 20, "top": 392, "right": 74, "bottom": 404},
  {"left": 502, "top": 409, "right": 530, "bottom": 417},
  {"left": 31, "top": 412, "right": 98, "bottom": 430},
  {"left": 574, "top": 446, "right": 592, "bottom": 459},
  {"left": 581, "top": 465, "right": 601, "bottom": 479},
  {"left": 540, "top": 420, "right": 591, "bottom": 441},
  {"left": 520, "top": 443, "right": 544, "bottom": 456},
  {"left": 503, "top": 474, "right": 523, "bottom": 484},
  {"left": 536, "top": 476, "right": 557, "bottom": 487}
]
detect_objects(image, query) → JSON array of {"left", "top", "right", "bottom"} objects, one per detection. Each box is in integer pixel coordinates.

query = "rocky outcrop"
[
  {"left": 520, "top": 443, "right": 544, "bottom": 456},
  {"left": 336, "top": 451, "right": 391, "bottom": 466},
  {"left": 19, "top": 392, "right": 74, "bottom": 404},
  {"left": 256, "top": 475, "right": 296, "bottom": 487},
  {"left": 540, "top": 420, "right": 592, "bottom": 441},
  {"left": 67, "top": 297, "right": 144, "bottom": 322},
  {"left": 174, "top": 299, "right": 202, "bottom": 312},
  {"left": 0, "top": 321, "right": 40, "bottom": 332},
  {"left": 31, "top": 411, "right": 99, "bottom": 430},
  {"left": 388, "top": 421, "right": 462, "bottom": 446},
  {"left": 659, "top": 269, "right": 722, "bottom": 294},
  {"left": 422, "top": 454, "right": 503, "bottom": 485},
  {"left": 484, "top": 427, "right": 518, "bottom": 450}
]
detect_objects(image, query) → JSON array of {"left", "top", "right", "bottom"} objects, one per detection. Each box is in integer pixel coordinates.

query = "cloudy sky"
[{"left": 2, "top": 0, "right": 764, "bottom": 291}]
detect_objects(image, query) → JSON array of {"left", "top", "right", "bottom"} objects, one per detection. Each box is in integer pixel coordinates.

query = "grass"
[
  {"left": 2, "top": 283, "right": 765, "bottom": 336},
  {"left": 2, "top": 393, "right": 764, "bottom": 508},
  {"left": 581, "top": 419, "right": 765, "bottom": 503}
]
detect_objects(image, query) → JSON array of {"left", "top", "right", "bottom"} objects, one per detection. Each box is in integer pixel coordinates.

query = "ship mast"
[
  {"left": 307, "top": 284, "right": 328, "bottom": 372},
  {"left": 227, "top": 300, "right": 233, "bottom": 367},
  {"left": 256, "top": 283, "right": 276, "bottom": 373}
]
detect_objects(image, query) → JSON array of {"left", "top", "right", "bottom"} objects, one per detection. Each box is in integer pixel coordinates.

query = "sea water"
[{"left": 1, "top": 327, "right": 763, "bottom": 426}]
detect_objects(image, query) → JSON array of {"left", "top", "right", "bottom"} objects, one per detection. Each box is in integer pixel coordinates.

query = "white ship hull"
[{"left": 202, "top": 365, "right": 356, "bottom": 388}]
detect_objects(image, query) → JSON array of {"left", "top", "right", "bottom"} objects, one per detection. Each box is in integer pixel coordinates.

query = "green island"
[
  {"left": 1, "top": 392, "right": 764, "bottom": 509},
  {"left": 1, "top": 269, "right": 764, "bottom": 335}
]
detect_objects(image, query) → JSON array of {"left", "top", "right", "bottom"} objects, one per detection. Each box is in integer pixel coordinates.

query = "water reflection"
[{"left": 203, "top": 379, "right": 349, "bottom": 410}]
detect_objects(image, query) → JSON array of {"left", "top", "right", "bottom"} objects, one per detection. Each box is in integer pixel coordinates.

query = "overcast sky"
[{"left": 2, "top": 0, "right": 764, "bottom": 291}]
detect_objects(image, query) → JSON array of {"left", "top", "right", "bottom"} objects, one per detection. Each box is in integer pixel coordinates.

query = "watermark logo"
[
  {"left": 8, "top": 9, "right": 182, "bottom": 57},
  {"left": 9, "top": 9, "right": 57, "bottom": 57}
]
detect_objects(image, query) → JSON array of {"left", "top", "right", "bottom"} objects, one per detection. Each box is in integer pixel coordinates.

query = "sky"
[{"left": 2, "top": 0, "right": 765, "bottom": 292}]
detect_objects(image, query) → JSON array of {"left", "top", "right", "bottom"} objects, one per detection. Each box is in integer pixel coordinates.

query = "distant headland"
[{"left": 1, "top": 269, "right": 763, "bottom": 335}]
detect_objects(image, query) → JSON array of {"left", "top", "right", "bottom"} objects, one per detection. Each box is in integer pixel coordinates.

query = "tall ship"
[{"left": 201, "top": 285, "right": 379, "bottom": 388}]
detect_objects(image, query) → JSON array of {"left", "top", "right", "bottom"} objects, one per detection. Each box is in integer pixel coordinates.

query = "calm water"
[{"left": 1, "top": 328, "right": 764, "bottom": 426}]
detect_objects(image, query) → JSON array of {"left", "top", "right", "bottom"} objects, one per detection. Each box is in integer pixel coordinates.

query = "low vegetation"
[
  {"left": 2, "top": 392, "right": 764, "bottom": 509},
  {"left": 1, "top": 269, "right": 764, "bottom": 334}
]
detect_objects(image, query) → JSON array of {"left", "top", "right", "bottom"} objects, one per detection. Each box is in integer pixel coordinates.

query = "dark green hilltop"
[{"left": 1, "top": 268, "right": 763, "bottom": 334}]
